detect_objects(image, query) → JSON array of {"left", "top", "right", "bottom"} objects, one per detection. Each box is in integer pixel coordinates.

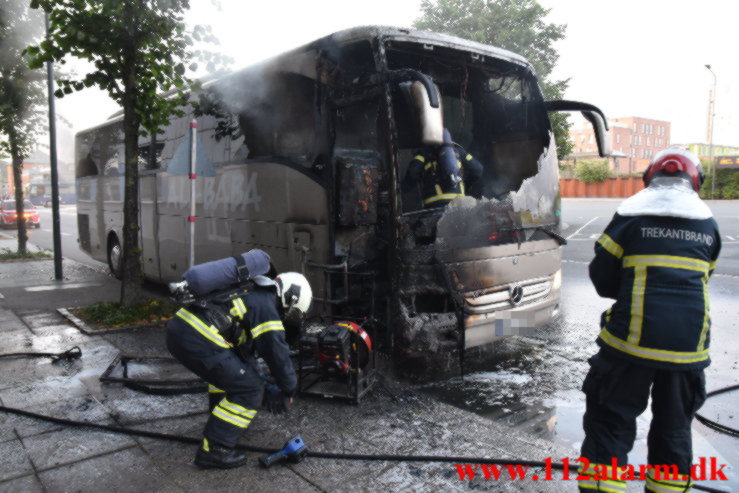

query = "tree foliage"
[
  {"left": 26, "top": 0, "right": 219, "bottom": 136},
  {"left": 700, "top": 165, "right": 739, "bottom": 200},
  {"left": 0, "top": 2, "right": 46, "bottom": 255},
  {"left": 414, "top": 0, "right": 573, "bottom": 159},
  {"left": 575, "top": 159, "right": 611, "bottom": 183},
  {"left": 27, "top": 0, "right": 221, "bottom": 305}
]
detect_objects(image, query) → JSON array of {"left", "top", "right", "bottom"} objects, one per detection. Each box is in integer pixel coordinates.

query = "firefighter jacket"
[
  {"left": 174, "top": 286, "right": 297, "bottom": 395},
  {"left": 402, "top": 147, "right": 483, "bottom": 206},
  {"left": 589, "top": 209, "right": 721, "bottom": 370}
]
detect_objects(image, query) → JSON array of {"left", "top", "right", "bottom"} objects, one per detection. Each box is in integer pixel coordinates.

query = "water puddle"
[{"left": 417, "top": 336, "right": 738, "bottom": 490}]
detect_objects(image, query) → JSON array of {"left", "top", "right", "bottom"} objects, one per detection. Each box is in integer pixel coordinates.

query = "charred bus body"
[{"left": 76, "top": 27, "right": 611, "bottom": 379}]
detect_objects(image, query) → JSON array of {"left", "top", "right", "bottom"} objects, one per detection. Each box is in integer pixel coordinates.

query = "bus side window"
[
  {"left": 238, "top": 72, "right": 317, "bottom": 164},
  {"left": 100, "top": 124, "right": 124, "bottom": 176},
  {"left": 138, "top": 134, "right": 164, "bottom": 170},
  {"left": 334, "top": 98, "right": 382, "bottom": 150},
  {"left": 75, "top": 133, "right": 98, "bottom": 177}
]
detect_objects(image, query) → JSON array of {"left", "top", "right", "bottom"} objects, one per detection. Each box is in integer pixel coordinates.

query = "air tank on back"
[{"left": 182, "top": 249, "right": 272, "bottom": 296}]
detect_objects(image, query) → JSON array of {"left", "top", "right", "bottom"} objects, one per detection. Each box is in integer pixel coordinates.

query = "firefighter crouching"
[
  {"left": 166, "top": 267, "right": 312, "bottom": 469},
  {"left": 579, "top": 149, "right": 721, "bottom": 492},
  {"left": 402, "top": 128, "right": 483, "bottom": 208}
]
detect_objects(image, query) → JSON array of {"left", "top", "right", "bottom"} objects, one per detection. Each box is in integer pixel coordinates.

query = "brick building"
[{"left": 569, "top": 117, "right": 671, "bottom": 174}]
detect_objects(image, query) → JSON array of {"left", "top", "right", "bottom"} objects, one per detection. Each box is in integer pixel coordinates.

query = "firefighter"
[
  {"left": 166, "top": 271, "right": 312, "bottom": 469},
  {"left": 579, "top": 149, "right": 721, "bottom": 493},
  {"left": 402, "top": 128, "right": 483, "bottom": 208}
]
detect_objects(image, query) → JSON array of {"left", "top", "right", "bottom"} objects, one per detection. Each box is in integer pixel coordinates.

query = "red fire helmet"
[{"left": 643, "top": 148, "right": 705, "bottom": 192}]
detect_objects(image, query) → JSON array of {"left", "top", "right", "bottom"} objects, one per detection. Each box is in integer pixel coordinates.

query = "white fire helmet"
[{"left": 275, "top": 272, "right": 312, "bottom": 318}]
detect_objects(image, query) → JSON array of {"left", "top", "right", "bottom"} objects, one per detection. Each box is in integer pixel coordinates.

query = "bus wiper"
[
  {"left": 534, "top": 226, "right": 567, "bottom": 245},
  {"left": 499, "top": 224, "right": 568, "bottom": 245}
]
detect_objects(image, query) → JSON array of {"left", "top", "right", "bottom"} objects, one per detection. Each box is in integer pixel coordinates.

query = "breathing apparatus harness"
[{"left": 170, "top": 254, "right": 261, "bottom": 346}]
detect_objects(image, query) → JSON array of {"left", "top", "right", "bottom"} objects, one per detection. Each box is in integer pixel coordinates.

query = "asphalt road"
[
  {"left": 561, "top": 198, "right": 739, "bottom": 276},
  {"left": 5, "top": 204, "right": 108, "bottom": 274}
]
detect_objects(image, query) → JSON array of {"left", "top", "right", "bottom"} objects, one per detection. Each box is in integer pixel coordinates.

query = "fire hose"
[{"left": 0, "top": 348, "right": 735, "bottom": 492}]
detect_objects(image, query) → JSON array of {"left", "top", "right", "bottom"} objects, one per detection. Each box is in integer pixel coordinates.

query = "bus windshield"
[{"left": 387, "top": 42, "right": 557, "bottom": 250}]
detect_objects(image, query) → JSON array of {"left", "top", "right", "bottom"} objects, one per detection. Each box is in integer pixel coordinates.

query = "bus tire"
[{"left": 107, "top": 234, "right": 123, "bottom": 280}]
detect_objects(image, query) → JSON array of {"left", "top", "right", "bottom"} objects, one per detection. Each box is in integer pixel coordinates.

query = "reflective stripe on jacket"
[
  {"left": 589, "top": 212, "right": 721, "bottom": 369},
  {"left": 175, "top": 287, "right": 296, "bottom": 394}
]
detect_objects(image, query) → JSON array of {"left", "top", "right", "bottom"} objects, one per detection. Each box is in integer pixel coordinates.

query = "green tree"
[
  {"left": 414, "top": 0, "right": 573, "bottom": 160},
  {"left": 575, "top": 159, "right": 611, "bottom": 183},
  {"left": 0, "top": 2, "right": 45, "bottom": 256},
  {"left": 27, "top": 0, "right": 217, "bottom": 305}
]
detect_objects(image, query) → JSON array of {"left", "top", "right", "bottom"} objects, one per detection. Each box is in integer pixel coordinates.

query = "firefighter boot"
[{"left": 194, "top": 438, "right": 247, "bottom": 469}]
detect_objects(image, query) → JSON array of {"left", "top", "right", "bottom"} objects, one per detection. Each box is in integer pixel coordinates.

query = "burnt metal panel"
[
  {"left": 336, "top": 157, "right": 379, "bottom": 227},
  {"left": 438, "top": 240, "right": 561, "bottom": 293}
]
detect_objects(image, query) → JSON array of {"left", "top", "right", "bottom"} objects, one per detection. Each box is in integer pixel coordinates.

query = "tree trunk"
[
  {"left": 8, "top": 128, "right": 28, "bottom": 256},
  {"left": 119, "top": 76, "right": 143, "bottom": 306}
]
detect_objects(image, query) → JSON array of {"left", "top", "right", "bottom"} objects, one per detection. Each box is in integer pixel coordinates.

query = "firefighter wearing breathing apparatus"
[
  {"left": 402, "top": 128, "right": 483, "bottom": 208},
  {"left": 579, "top": 149, "right": 721, "bottom": 493},
  {"left": 166, "top": 261, "right": 312, "bottom": 470}
]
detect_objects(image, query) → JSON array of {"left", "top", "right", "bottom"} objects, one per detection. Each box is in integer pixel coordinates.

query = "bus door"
[{"left": 138, "top": 135, "right": 164, "bottom": 280}]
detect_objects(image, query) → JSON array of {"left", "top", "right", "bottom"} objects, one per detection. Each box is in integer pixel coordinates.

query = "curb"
[{"left": 58, "top": 307, "right": 168, "bottom": 335}]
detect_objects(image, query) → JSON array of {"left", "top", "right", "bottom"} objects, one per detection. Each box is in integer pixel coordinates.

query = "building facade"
[
  {"left": 681, "top": 143, "right": 739, "bottom": 159},
  {"left": 569, "top": 116, "right": 671, "bottom": 174}
]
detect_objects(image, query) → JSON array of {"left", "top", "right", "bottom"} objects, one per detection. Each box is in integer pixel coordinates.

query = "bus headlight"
[{"left": 552, "top": 269, "right": 562, "bottom": 291}]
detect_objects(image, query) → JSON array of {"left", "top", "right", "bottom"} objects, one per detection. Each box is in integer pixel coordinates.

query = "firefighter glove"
[{"left": 263, "top": 384, "right": 289, "bottom": 414}]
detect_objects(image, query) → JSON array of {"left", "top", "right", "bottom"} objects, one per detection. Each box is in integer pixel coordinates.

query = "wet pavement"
[
  {"left": 0, "top": 200, "right": 736, "bottom": 492},
  {"left": 0, "top": 241, "right": 578, "bottom": 492},
  {"left": 420, "top": 200, "right": 739, "bottom": 492}
]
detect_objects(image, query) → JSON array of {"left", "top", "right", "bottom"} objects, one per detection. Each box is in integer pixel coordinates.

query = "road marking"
[
  {"left": 0, "top": 292, "right": 4, "bottom": 299},
  {"left": 25, "top": 282, "right": 102, "bottom": 292},
  {"left": 566, "top": 216, "right": 599, "bottom": 240},
  {"left": 727, "top": 236, "right": 735, "bottom": 241}
]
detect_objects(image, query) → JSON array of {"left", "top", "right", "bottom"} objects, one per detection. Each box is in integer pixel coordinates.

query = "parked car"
[{"left": 0, "top": 199, "right": 40, "bottom": 229}]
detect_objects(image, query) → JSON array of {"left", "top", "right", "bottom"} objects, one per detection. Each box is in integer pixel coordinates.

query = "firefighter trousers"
[
  {"left": 578, "top": 351, "right": 706, "bottom": 493},
  {"left": 166, "top": 317, "right": 265, "bottom": 448}
]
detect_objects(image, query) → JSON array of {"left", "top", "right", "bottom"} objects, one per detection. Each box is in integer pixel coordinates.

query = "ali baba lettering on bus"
[{"left": 163, "top": 169, "right": 262, "bottom": 212}]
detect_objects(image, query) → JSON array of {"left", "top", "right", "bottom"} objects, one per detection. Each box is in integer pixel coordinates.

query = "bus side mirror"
[
  {"left": 410, "top": 81, "right": 444, "bottom": 146},
  {"left": 544, "top": 100, "right": 612, "bottom": 157}
]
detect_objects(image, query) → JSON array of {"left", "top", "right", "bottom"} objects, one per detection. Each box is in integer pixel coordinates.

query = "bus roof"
[
  {"left": 84, "top": 25, "right": 532, "bottom": 133},
  {"left": 320, "top": 25, "right": 531, "bottom": 68}
]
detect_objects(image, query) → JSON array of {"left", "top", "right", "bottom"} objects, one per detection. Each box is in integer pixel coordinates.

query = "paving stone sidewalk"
[{"left": 0, "top": 303, "right": 580, "bottom": 491}]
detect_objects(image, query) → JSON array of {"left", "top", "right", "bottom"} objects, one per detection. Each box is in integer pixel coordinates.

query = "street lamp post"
[
  {"left": 705, "top": 64, "right": 717, "bottom": 199},
  {"left": 45, "top": 13, "right": 63, "bottom": 279}
]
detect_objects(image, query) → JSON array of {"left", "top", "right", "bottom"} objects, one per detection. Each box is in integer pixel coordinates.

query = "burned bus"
[{"left": 76, "top": 26, "right": 611, "bottom": 378}]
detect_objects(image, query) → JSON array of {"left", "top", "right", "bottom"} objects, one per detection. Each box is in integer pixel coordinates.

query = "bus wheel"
[{"left": 108, "top": 235, "right": 123, "bottom": 279}]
